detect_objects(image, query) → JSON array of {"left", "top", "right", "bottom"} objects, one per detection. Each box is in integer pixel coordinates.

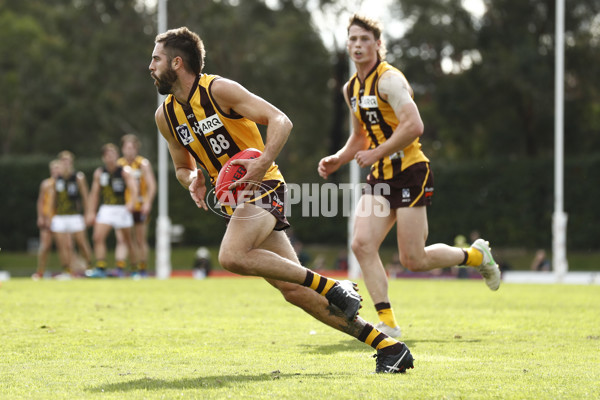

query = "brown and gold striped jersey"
[
  {"left": 347, "top": 61, "right": 429, "bottom": 180},
  {"left": 161, "top": 74, "right": 284, "bottom": 186},
  {"left": 118, "top": 155, "right": 147, "bottom": 211}
]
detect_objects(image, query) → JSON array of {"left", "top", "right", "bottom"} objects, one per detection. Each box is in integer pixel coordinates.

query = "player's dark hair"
[{"left": 155, "top": 27, "right": 205, "bottom": 75}]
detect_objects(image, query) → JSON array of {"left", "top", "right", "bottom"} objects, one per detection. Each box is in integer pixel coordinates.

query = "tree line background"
[{"left": 1, "top": 0, "right": 599, "bottom": 254}]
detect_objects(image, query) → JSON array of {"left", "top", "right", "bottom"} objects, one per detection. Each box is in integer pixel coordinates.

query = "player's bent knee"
[
  {"left": 351, "top": 237, "right": 378, "bottom": 258},
  {"left": 400, "top": 255, "right": 426, "bottom": 272},
  {"left": 218, "top": 249, "right": 251, "bottom": 275}
]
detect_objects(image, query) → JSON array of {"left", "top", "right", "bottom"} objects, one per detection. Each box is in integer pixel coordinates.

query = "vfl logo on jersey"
[
  {"left": 100, "top": 172, "right": 110, "bottom": 187},
  {"left": 67, "top": 182, "right": 78, "bottom": 196},
  {"left": 351, "top": 97, "right": 357, "bottom": 112},
  {"left": 112, "top": 177, "right": 125, "bottom": 193},
  {"left": 359, "top": 95, "right": 378, "bottom": 109},
  {"left": 176, "top": 124, "right": 194, "bottom": 145},
  {"left": 193, "top": 115, "right": 224, "bottom": 136}
]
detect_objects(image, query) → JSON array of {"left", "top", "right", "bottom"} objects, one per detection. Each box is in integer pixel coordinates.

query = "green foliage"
[
  {"left": 390, "top": 0, "right": 600, "bottom": 160},
  {"left": 0, "top": 0, "right": 333, "bottom": 184},
  {"left": 0, "top": 278, "right": 598, "bottom": 399},
  {"left": 2, "top": 0, "right": 600, "bottom": 257},
  {"left": 0, "top": 0, "right": 158, "bottom": 157}
]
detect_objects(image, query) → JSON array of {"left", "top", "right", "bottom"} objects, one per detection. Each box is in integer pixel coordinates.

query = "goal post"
[{"left": 155, "top": 0, "right": 172, "bottom": 279}]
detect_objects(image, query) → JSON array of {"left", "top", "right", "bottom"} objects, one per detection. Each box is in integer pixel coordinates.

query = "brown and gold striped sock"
[
  {"left": 357, "top": 323, "right": 403, "bottom": 355},
  {"left": 302, "top": 270, "right": 337, "bottom": 296}
]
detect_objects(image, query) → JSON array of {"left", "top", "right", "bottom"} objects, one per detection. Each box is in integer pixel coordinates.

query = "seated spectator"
[{"left": 531, "top": 249, "right": 551, "bottom": 272}]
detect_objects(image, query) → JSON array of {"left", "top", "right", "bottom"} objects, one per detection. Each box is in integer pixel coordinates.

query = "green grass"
[
  {"left": 0, "top": 278, "right": 598, "bottom": 399},
  {"left": 3, "top": 246, "right": 600, "bottom": 278}
]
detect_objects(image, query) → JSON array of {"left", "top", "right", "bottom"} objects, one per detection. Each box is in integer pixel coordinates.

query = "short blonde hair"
[
  {"left": 57, "top": 150, "right": 74, "bottom": 161},
  {"left": 121, "top": 133, "right": 141, "bottom": 148}
]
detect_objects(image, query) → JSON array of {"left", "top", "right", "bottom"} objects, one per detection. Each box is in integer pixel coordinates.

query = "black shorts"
[
  {"left": 222, "top": 179, "right": 290, "bottom": 231},
  {"left": 132, "top": 211, "right": 147, "bottom": 224},
  {"left": 364, "top": 162, "right": 434, "bottom": 209}
]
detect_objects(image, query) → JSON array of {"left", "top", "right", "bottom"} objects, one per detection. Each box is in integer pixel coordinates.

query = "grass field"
[
  {"left": 3, "top": 245, "right": 600, "bottom": 278},
  {"left": 1, "top": 277, "right": 598, "bottom": 399}
]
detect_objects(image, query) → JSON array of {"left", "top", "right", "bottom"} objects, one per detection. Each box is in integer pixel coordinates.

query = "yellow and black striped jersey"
[
  {"left": 118, "top": 155, "right": 147, "bottom": 211},
  {"left": 100, "top": 166, "right": 126, "bottom": 205},
  {"left": 161, "top": 74, "right": 284, "bottom": 186},
  {"left": 347, "top": 61, "right": 429, "bottom": 180},
  {"left": 55, "top": 174, "right": 82, "bottom": 215}
]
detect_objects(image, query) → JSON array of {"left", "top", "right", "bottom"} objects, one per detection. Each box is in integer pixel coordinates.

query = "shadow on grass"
[
  {"left": 302, "top": 336, "right": 479, "bottom": 355},
  {"left": 301, "top": 339, "right": 369, "bottom": 354},
  {"left": 86, "top": 372, "right": 341, "bottom": 393},
  {"left": 301, "top": 339, "right": 423, "bottom": 354}
]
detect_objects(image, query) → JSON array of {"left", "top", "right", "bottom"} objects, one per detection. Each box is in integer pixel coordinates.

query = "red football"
[{"left": 215, "top": 148, "right": 263, "bottom": 206}]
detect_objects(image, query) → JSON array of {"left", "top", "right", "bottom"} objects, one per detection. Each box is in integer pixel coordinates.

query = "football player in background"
[
  {"left": 115, "top": 134, "right": 156, "bottom": 278},
  {"left": 318, "top": 14, "right": 501, "bottom": 338},
  {"left": 86, "top": 144, "right": 139, "bottom": 278}
]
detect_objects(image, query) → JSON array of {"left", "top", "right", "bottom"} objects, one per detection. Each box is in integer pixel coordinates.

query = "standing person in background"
[
  {"left": 86, "top": 143, "right": 139, "bottom": 278},
  {"left": 115, "top": 134, "right": 156, "bottom": 278},
  {"left": 318, "top": 14, "right": 501, "bottom": 338},
  {"left": 50, "top": 151, "right": 93, "bottom": 278},
  {"left": 33, "top": 160, "right": 62, "bottom": 280}
]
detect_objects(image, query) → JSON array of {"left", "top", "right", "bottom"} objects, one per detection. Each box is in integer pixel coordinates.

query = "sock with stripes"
[
  {"left": 357, "top": 323, "right": 403, "bottom": 355},
  {"left": 302, "top": 270, "right": 337, "bottom": 296}
]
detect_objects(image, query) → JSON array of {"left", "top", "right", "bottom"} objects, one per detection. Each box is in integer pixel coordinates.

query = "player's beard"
[{"left": 155, "top": 68, "right": 178, "bottom": 95}]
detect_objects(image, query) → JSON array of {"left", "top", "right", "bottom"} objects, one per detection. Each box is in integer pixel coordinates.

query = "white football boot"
[{"left": 471, "top": 239, "right": 501, "bottom": 291}]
